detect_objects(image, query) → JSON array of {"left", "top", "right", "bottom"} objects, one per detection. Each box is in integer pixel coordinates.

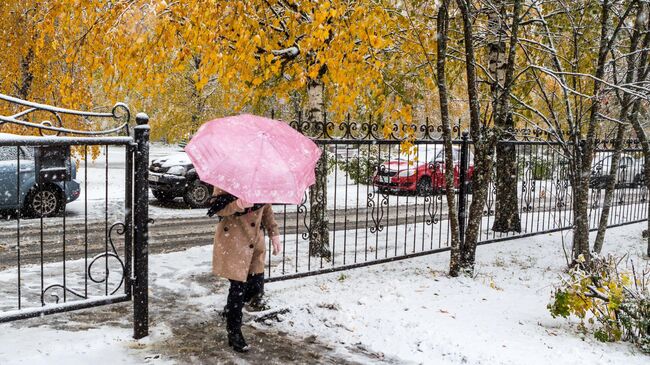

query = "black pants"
[{"left": 225, "top": 273, "right": 264, "bottom": 333}]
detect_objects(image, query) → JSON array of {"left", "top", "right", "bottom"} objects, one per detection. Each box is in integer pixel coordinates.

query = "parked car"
[
  {"left": 589, "top": 152, "right": 644, "bottom": 189},
  {"left": 0, "top": 137, "right": 80, "bottom": 217},
  {"left": 148, "top": 150, "right": 213, "bottom": 208},
  {"left": 372, "top": 145, "right": 474, "bottom": 195}
]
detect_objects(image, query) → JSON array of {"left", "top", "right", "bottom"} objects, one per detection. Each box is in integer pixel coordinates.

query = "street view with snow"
[{"left": 3, "top": 0, "right": 650, "bottom": 364}]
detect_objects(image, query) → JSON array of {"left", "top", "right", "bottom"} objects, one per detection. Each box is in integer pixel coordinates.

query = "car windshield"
[
  {"left": 0, "top": 146, "right": 18, "bottom": 161},
  {"left": 394, "top": 146, "right": 473, "bottom": 165},
  {"left": 0, "top": 146, "right": 33, "bottom": 161},
  {"left": 398, "top": 146, "right": 444, "bottom": 162}
]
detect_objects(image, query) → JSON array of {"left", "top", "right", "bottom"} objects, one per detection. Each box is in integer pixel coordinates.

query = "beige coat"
[{"left": 211, "top": 188, "right": 280, "bottom": 282}]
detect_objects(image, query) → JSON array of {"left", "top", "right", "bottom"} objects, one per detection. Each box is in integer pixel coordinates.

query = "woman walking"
[
  {"left": 208, "top": 187, "right": 281, "bottom": 353},
  {"left": 184, "top": 114, "right": 321, "bottom": 352}
]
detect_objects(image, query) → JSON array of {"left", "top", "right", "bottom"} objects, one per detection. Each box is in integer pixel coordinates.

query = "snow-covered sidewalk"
[{"left": 1, "top": 223, "right": 648, "bottom": 364}]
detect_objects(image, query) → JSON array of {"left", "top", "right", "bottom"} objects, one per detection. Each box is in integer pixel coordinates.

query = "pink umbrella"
[{"left": 184, "top": 114, "right": 322, "bottom": 205}]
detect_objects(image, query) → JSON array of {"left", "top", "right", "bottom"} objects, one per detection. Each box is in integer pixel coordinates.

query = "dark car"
[
  {"left": 589, "top": 153, "right": 644, "bottom": 189},
  {"left": 148, "top": 151, "right": 213, "bottom": 208}
]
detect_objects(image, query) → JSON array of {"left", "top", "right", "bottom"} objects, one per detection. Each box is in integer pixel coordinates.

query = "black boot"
[
  {"left": 244, "top": 273, "right": 269, "bottom": 312},
  {"left": 227, "top": 329, "right": 250, "bottom": 353},
  {"left": 226, "top": 280, "right": 250, "bottom": 352}
]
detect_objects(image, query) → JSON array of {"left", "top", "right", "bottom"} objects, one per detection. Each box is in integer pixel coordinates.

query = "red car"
[{"left": 372, "top": 146, "right": 474, "bottom": 195}]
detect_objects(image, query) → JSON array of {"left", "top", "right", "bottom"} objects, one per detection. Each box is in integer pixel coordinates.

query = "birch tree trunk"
[
  {"left": 593, "top": 4, "right": 646, "bottom": 253},
  {"left": 630, "top": 105, "right": 650, "bottom": 258},
  {"left": 572, "top": 168, "right": 591, "bottom": 263},
  {"left": 628, "top": 94, "right": 650, "bottom": 259},
  {"left": 571, "top": 0, "right": 612, "bottom": 266},
  {"left": 436, "top": 0, "right": 462, "bottom": 276},
  {"left": 593, "top": 122, "right": 626, "bottom": 254},
  {"left": 625, "top": 2, "right": 650, "bottom": 257},
  {"left": 453, "top": 0, "right": 485, "bottom": 275},
  {"left": 453, "top": 0, "right": 522, "bottom": 275},
  {"left": 307, "top": 76, "right": 331, "bottom": 259},
  {"left": 16, "top": 48, "right": 34, "bottom": 100},
  {"left": 489, "top": 0, "right": 521, "bottom": 233}
]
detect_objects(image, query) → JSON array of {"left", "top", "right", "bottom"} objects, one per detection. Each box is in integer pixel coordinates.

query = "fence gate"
[{"left": 0, "top": 94, "right": 150, "bottom": 339}]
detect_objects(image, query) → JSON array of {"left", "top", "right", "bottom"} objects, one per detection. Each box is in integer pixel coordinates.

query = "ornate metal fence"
[
  {"left": 264, "top": 114, "right": 648, "bottom": 281},
  {"left": 0, "top": 94, "right": 150, "bottom": 339}
]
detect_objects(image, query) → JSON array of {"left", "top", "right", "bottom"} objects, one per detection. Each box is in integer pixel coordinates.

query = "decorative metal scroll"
[
  {"left": 299, "top": 192, "right": 310, "bottom": 241},
  {"left": 41, "top": 222, "right": 127, "bottom": 305},
  {"left": 593, "top": 138, "right": 642, "bottom": 150},
  {"left": 484, "top": 182, "right": 496, "bottom": 217},
  {"left": 424, "top": 194, "right": 442, "bottom": 225},
  {"left": 286, "top": 112, "right": 462, "bottom": 141},
  {"left": 368, "top": 190, "right": 389, "bottom": 234},
  {"left": 278, "top": 109, "right": 646, "bottom": 147},
  {"left": 521, "top": 162, "right": 535, "bottom": 213},
  {"left": 0, "top": 93, "right": 131, "bottom": 136}
]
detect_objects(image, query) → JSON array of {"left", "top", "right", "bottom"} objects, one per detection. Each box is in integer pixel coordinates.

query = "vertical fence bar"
[
  {"left": 84, "top": 146, "right": 89, "bottom": 297},
  {"left": 105, "top": 144, "right": 109, "bottom": 296},
  {"left": 16, "top": 146, "right": 21, "bottom": 310},
  {"left": 458, "top": 132, "right": 469, "bottom": 247},
  {"left": 124, "top": 145, "right": 134, "bottom": 297},
  {"left": 63, "top": 150, "right": 68, "bottom": 302},
  {"left": 133, "top": 113, "right": 150, "bottom": 339}
]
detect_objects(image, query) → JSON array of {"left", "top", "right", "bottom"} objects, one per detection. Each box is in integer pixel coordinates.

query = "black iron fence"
[
  {"left": 2, "top": 102, "right": 645, "bottom": 337},
  {"left": 0, "top": 95, "right": 150, "bottom": 339},
  {"left": 264, "top": 117, "right": 648, "bottom": 281}
]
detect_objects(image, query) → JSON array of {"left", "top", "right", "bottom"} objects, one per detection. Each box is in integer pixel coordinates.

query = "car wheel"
[
  {"left": 152, "top": 190, "right": 176, "bottom": 203},
  {"left": 183, "top": 181, "right": 212, "bottom": 208},
  {"left": 416, "top": 177, "right": 433, "bottom": 196},
  {"left": 25, "top": 184, "right": 63, "bottom": 218}
]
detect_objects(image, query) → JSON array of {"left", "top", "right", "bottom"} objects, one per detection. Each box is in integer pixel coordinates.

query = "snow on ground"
[
  {"left": 0, "top": 325, "right": 173, "bottom": 365},
  {"left": 266, "top": 225, "right": 649, "bottom": 365},
  {"left": 1, "top": 222, "right": 648, "bottom": 364}
]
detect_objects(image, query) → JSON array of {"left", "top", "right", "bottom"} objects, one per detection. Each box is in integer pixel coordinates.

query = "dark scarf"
[{"left": 207, "top": 193, "right": 264, "bottom": 217}]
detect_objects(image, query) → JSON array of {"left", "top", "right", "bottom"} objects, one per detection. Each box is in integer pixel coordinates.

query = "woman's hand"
[
  {"left": 236, "top": 198, "right": 253, "bottom": 209},
  {"left": 271, "top": 236, "right": 282, "bottom": 255}
]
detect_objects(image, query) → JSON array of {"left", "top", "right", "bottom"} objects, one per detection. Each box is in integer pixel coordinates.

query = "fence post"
[
  {"left": 133, "top": 112, "right": 150, "bottom": 339},
  {"left": 458, "top": 132, "right": 469, "bottom": 247}
]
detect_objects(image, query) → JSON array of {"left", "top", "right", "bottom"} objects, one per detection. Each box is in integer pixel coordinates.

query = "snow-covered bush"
[
  {"left": 517, "top": 156, "right": 554, "bottom": 180},
  {"left": 337, "top": 147, "right": 382, "bottom": 184},
  {"left": 548, "top": 255, "right": 650, "bottom": 353}
]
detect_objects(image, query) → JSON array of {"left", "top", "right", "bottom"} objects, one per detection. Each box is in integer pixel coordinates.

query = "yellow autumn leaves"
[{"left": 0, "top": 1, "right": 488, "bottom": 143}]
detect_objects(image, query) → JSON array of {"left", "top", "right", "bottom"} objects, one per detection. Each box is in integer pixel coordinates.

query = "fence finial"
[{"left": 135, "top": 113, "right": 149, "bottom": 125}]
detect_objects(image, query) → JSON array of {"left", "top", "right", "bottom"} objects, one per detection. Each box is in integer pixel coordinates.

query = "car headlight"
[
  {"left": 167, "top": 166, "right": 187, "bottom": 176},
  {"left": 398, "top": 169, "right": 416, "bottom": 177}
]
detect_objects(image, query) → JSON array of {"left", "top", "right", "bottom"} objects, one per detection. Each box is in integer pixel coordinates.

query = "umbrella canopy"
[{"left": 184, "top": 114, "right": 322, "bottom": 205}]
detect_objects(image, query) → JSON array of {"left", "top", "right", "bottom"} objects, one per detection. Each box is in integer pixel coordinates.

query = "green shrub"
[{"left": 548, "top": 255, "right": 650, "bottom": 352}]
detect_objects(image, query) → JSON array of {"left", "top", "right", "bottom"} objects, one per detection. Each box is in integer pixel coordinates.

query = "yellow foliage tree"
[{"left": 0, "top": 0, "right": 143, "bottom": 134}]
